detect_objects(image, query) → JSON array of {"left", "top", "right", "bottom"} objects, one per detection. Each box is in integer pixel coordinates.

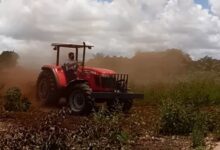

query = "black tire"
[
  {"left": 36, "top": 70, "right": 59, "bottom": 105},
  {"left": 68, "top": 83, "right": 94, "bottom": 115},
  {"left": 107, "top": 98, "right": 133, "bottom": 113}
]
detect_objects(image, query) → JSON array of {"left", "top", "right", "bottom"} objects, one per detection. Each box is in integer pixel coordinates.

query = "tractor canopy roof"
[
  {"left": 51, "top": 42, "right": 93, "bottom": 66},
  {"left": 52, "top": 43, "right": 93, "bottom": 50}
]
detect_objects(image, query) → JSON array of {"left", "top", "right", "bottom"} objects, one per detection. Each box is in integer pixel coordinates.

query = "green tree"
[
  {"left": 193, "top": 56, "right": 220, "bottom": 71},
  {"left": 0, "top": 51, "right": 19, "bottom": 69}
]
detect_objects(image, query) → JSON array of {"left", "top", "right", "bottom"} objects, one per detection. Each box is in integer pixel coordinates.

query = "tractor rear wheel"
[
  {"left": 36, "top": 70, "right": 59, "bottom": 105},
  {"left": 68, "top": 83, "right": 94, "bottom": 115},
  {"left": 107, "top": 98, "right": 133, "bottom": 113}
]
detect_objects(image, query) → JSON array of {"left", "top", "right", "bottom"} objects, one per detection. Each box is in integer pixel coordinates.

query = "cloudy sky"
[{"left": 0, "top": 0, "right": 220, "bottom": 65}]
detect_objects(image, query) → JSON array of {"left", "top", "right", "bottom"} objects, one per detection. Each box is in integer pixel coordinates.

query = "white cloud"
[
  {"left": 0, "top": 0, "right": 220, "bottom": 66},
  {"left": 209, "top": 0, "right": 220, "bottom": 16}
]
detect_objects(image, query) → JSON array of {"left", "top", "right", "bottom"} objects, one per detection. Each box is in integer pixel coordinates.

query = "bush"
[
  {"left": 204, "top": 109, "right": 220, "bottom": 140},
  {"left": 158, "top": 89, "right": 217, "bottom": 134},
  {"left": 191, "top": 113, "right": 207, "bottom": 148},
  {"left": 158, "top": 95, "right": 220, "bottom": 149},
  {"left": 158, "top": 97, "right": 216, "bottom": 135},
  {"left": 142, "top": 72, "right": 220, "bottom": 107},
  {"left": 161, "top": 81, "right": 215, "bottom": 107},
  {"left": 0, "top": 51, "right": 19, "bottom": 69},
  {"left": 156, "top": 77, "right": 220, "bottom": 136},
  {"left": 4, "top": 87, "right": 31, "bottom": 112},
  {"left": 159, "top": 99, "right": 194, "bottom": 135},
  {"left": 72, "top": 108, "right": 132, "bottom": 149},
  {"left": 93, "top": 110, "right": 129, "bottom": 144}
]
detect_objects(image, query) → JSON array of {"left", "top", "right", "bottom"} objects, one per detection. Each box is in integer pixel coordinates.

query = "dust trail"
[
  {"left": 0, "top": 66, "right": 38, "bottom": 105},
  {"left": 0, "top": 49, "right": 192, "bottom": 103},
  {"left": 87, "top": 49, "right": 192, "bottom": 87}
]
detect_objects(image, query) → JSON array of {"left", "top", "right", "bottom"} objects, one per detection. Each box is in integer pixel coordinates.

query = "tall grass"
[
  {"left": 139, "top": 71, "right": 220, "bottom": 107},
  {"left": 137, "top": 71, "right": 220, "bottom": 148}
]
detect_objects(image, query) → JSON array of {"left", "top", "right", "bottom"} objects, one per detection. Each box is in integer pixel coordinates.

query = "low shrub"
[
  {"left": 4, "top": 87, "right": 31, "bottom": 112},
  {"left": 142, "top": 72, "right": 220, "bottom": 107},
  {"left": 158, "top": 96, "right": 220, "bottom": 149},
  {"left": 204, "top": 109, "right": 220, "bottom": 140},
  {"left": 159, "top": 99, "right": 194, "bottom": 135},
  {"left": 77, "top": 109, "right": 131, "bottom": 148},
  {"left": 161, "top": 80, "right": 216, "bottom": 107},
  {"left": 191, "top": 112, "right": 207, "bottom": 148}
]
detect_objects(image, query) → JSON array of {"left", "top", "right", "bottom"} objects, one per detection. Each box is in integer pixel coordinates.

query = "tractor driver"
[{"left": 64, "top": 52, "right": 78, "bottom": 80}]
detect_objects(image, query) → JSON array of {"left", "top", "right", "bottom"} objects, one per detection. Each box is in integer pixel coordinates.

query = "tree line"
[{"left": 0, "top": 51, "right": 19, "bottom": 70}]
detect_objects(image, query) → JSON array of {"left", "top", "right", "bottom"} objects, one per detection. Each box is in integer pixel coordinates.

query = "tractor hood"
[{"left": 81, "top": 66, "right": 116, "bottom": 75}]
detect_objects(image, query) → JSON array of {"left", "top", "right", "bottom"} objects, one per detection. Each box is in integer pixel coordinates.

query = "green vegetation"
[
  {"left": 89, "top": 50, "right": 220, "bottom": 148},
  {"left": 4, "top": 87, "right": 31, "bottom": 112},
  {"left": 159, "top": 99, "right": 193, "bottom": 135},
  {"left": 78, "top": 110, "right": 131, "bottom": 148},
  {"left": 0, "top": 51, "right": 19, "bottom": 70},
  {"left": 191, "top": 113, "right": 206, "bottom": 148}
]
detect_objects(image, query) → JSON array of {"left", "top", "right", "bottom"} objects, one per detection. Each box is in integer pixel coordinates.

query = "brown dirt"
[{"left": 0, "top": 104, "right": 192, "bottom": 149}]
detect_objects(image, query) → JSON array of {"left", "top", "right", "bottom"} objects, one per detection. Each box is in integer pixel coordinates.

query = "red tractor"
[{"left": 36, "top": 42, "right": 143, "bottom": 115}]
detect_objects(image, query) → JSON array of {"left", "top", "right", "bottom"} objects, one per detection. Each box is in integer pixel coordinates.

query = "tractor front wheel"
[{"left": 68, "top": 83, "right": 94, "bottom": 115}]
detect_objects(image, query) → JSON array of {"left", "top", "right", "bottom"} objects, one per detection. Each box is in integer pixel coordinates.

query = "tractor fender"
[
  {"left": 41, "top": 65, "right": 67, "bottom": 88},
  {"left": 67, "top": 79, "right": 89, "bottom": 89}
]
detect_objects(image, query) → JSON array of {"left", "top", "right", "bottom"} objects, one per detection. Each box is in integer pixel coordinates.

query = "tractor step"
[{"left": 91, "top": 92, "right": 144, "bottom": 99}]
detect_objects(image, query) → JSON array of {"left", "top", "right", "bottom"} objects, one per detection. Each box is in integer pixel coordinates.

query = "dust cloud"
[
  {"left": 87, "top": 49, "right": 192, "bottom": 87},
  {"left": 0, "top": 66, "right": 38, "bottom": 103},
  {"left": 0, "top": 49, "right": 192, "bottom": 102}
]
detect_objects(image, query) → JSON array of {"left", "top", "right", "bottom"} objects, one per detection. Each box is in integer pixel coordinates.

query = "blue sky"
[
  {"left": 99, "top": 0, "right": 210, "bottom": 9},
  {"left": 99, "top": 0, "right": 211, "bottom": 10},
  {"left": 194, "top": 0, "right": 211, "bottom": 10}
]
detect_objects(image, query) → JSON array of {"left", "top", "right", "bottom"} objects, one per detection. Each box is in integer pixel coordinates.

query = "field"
[{"left": 0, "top": 50, "right": 220, "bottom": 149}]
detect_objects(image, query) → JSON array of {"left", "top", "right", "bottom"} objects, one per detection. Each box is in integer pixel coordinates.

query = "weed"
[
  {"left": 191, "top": 112, "right": 206, "bottom": 148},
  {"left": 159, "top": 99, "right": 193, "bottom": 135},
  {"left": 4, "top": 87, "right": 31, "bottom": 112}
]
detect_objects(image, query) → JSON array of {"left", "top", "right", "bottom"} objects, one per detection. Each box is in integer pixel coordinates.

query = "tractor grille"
[
  {"left": 95, "top": 75, "right": 115, "bottom": 88},
  {"left": 95, "top": 74, "right": 128, "bottom": 91}
]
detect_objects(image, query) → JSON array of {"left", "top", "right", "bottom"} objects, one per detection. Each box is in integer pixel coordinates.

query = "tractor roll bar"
[
  {"left": 82, "top": 42, "right": 86, "bottom": 68},
  {"left": 52, "top": 42, "right": 93, "bottom": 66},
  {"left": 51, "top": 43, "right": 93, "bottom": 49}
]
